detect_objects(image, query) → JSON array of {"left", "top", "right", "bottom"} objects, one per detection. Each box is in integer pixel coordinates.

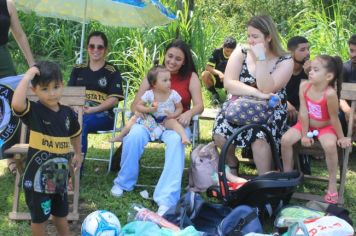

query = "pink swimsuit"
[{"left": 292, "top": 83, "right": 336, "bottom": 137}]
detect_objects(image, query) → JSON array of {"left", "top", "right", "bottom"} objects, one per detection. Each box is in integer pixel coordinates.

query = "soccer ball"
[{"left": 81, "top": 210, "right": 121, "bottom": 236}]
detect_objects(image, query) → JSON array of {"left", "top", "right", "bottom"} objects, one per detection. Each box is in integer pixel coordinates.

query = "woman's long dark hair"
[{"left": 163, "top": 39, "right": 197, "bottom": 79}]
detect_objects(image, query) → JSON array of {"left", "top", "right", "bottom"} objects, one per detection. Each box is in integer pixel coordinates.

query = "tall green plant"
[{"left": 286, "top": 0, "right": 354, "bottom": 60}]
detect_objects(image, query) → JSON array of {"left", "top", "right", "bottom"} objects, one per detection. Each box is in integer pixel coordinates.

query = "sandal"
[
  {"left": 324, "top": 191, "right": 338, "bottom": 204},
  {"left": 7, "top": 161, "right": 17, "bottom": 175}
]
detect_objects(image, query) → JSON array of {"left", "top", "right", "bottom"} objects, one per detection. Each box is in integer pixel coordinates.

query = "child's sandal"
[{"left": 324, "top": 191, "right": 338, "bottom": 204}]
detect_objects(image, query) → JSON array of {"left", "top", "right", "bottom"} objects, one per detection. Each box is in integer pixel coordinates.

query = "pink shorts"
[{"left": 292, "top": 121, "right": 337, "bottom": 138}]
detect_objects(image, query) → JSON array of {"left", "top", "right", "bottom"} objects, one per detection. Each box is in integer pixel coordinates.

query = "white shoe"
[
  {"left": 156, "top": 205, "right": 169, "bottom": 216},
  {"left": 111, "top": 185, "right": 124, "bottom": 197}
]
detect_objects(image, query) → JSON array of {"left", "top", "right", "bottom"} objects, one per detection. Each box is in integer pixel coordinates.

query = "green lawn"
[{"left": 0, "top": 120, "right": 355, "bottom": 235}]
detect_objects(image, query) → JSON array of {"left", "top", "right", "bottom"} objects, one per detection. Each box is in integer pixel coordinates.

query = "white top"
[{"left": 141, "top": 89, "right": 181, "bottom": 118}]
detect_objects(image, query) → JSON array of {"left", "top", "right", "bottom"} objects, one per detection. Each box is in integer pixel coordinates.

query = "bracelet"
[{"left": 257, "top": 54, "right": 266, "bottom": 61}]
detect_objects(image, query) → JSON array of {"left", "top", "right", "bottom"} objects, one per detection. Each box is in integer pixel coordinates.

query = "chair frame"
[
  {"left": 292, "top": 82, "right": 356, "bottom": 205},
  {"left": 86, "top": 77, "right": 130, "bottom": 174}
]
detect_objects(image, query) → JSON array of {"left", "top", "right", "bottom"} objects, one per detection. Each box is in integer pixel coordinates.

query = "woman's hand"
[
  {"left": 83, "top": 106, "right": 97, "bottom": 114},
  {"left": 256, "top": 92, "right": 274, "bottom": 100},
  {"left": 337, "top": 137, "right": 351, "bottom": 148},
  {"left": 250, "top": 43, "right": 266, "bottom": 61},
  {"left": 177, "top": 111, "right": 192, "bottom": 127}
]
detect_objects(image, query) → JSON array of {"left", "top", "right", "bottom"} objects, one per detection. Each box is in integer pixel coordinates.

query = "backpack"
[
  {"left": 163, "top": 191, "right": 263, "bottom": 236},
  {"left": 188, "top": 142, "right": 219, "bottom": 192}
]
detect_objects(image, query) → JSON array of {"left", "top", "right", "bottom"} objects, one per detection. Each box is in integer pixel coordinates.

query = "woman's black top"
[{"left": 0, "top": 0, "right": 11, "bottom": 46}]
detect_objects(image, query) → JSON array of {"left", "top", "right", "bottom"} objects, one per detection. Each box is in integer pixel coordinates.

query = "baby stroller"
[
  {"left": 164, "top": 124, "right": 303, "bottom": 235},
  {"left": 207, "top": 124, "right": 303, "bottom": 214}
]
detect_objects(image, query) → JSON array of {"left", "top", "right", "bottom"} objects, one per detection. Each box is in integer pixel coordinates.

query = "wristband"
[{"left": 257, "top": 53, "right": 266, "bottom": 61}]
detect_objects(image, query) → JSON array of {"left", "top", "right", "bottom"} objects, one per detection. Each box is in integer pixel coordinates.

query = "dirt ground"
[{"left": 46, "top": 202, "right": 92, "bottom": 236}]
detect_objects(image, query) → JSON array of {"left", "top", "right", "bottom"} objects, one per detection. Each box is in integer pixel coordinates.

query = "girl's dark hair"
[
  {"left": 86, "top": 31, "right": 108, "bottom": 48},
  {"left": 31, "top": 61, "right": 63, "bottom": 87},
  {"left": 317, "top": 55, "right": 344, "bottom": 99},
  {"left": 163, "top": 39, "right": 196, "bottom": 79},
  {"left": 147, "top": 60, "right": 168, "bottom": 87}
]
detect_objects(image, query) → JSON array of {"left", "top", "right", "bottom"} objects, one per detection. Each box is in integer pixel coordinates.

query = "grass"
[{"left": 1, "top": 119, "right": 356, "bottom": 235}]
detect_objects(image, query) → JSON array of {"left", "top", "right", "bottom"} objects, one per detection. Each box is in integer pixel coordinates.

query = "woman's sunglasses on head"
[{"left": 88, "top": 44, "right": 105, "bottom": 51}]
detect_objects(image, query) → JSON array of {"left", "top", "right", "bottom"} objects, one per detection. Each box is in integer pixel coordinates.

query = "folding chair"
[
  {"left": 86, "top": 77, "right": 129, "bottom": 174},
  {"left": 292, "top": 82, "right": 356, "bottom": 205}
]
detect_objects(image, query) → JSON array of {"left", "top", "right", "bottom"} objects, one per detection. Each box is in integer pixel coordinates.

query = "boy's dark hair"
[
  {"left": 31, "top": 61, "right": 63, "bottom": 87},
  {"left": 317, "top": 55, "right": 343, "bottom": 99},
  {"left": 223, "top": 37, "right": 237, "bottom": 49},
  {"left": 348, "top": 34, "right": 356, "bottom": 46},
  {"left": 287, "top": 36, "right": 309, "bottom": 51},
  {"left": 147, "top": 60, "right": 168, "bottom": 87},
  {"left": 86, "top": 31, "right": 108, "bottom": 48}
]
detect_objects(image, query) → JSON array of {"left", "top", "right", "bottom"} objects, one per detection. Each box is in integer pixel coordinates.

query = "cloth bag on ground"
[
  {"left": 188, "top": 142, "right": 219, "bottom": 192},
  {"left": 283, "top": 216, "right": 354, "bottom": 236},
  {"left": 163, "top": 191, "right": 263, "bottom": 235},
  {"left": 222, "top": 95, "right": 275, "bottom": 125},
  {"left": 305, "top": 200, "right": 353, "bottom": 226},
  {"left": 120, "top": 221, "right": 201, "bottom": 236},
  {"left": 274, "top": 205, "right": 324, "bottom": 232}
]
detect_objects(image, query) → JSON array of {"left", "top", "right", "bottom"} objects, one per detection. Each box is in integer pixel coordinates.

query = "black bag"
[{"left": 163, "top": 191, "right": 263, "bottom": 235}]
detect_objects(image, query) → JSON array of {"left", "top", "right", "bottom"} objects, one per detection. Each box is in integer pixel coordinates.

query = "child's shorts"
[
  {"left": 292, "top": 121, "right": 337, "bottom": 137},
  {"left": 24, "top": 190, "right": 68, "bottom": 223}
]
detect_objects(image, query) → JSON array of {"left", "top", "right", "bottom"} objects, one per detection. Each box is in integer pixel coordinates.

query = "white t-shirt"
[{"left": 141, "top": 89, "right": 181, "bottom": 118}]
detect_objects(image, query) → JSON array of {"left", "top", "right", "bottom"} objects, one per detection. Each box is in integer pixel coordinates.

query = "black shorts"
[
  {"left": 213, "top": 74, "right": 224, "bottom": 88},
  {"left": 24, "top": 190, "right": 68, "bottom": 223}
]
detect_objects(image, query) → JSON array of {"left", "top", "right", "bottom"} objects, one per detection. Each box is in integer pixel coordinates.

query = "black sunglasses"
[{"left": 88, "top": 44, "right": 105, "bottom": 50}]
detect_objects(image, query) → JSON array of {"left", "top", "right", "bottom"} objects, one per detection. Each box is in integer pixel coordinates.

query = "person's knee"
[
  {"left": 126, "top": 124, "right": 146, "bottom": 138},
  {"left": 322, "top": 141, "right": 337, "bottom": 156},
  {"left": 202, "top": 71, "right": 213, "bottom": 85},
  {"left": 165, "top": 131, "right": 181, "bottom": 143},
  {"left": 281, "top": 134, "right": 292, "bottom": 148}
]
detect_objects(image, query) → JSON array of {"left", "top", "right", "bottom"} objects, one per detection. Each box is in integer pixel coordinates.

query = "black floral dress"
[{"left": 213, "top": 48, "right": 291, "bottom": 153}]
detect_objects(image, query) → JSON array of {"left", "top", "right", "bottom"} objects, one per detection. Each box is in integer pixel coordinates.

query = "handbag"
[
  {"left": 223, "top": 95, "right": 275, "bottom": 125},
  {"left": 188, "top": 142, "right": 219, "bottom": 192}
]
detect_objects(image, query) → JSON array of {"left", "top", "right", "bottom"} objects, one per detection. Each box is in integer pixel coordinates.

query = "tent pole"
[
  {"left": 77, "top": 0, "right": 88, "bottom": 64},
  {"left": 77, "top": 22, "right": 86, "bottom": 64}
]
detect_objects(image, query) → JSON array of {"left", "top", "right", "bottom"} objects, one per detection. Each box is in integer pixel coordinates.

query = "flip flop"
[
  {"left": 324, "top": 191, "right": 338, "bottom": 204},
  {"left": 7, "top": 161, "right": 17, "bottom": 175}
]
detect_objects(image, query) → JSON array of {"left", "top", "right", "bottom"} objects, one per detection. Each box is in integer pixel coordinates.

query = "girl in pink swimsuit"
[{"left": 281, "top": 55, "right": 351, "bottom": 204}]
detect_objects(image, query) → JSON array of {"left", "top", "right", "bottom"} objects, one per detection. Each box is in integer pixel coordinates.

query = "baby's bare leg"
[
  {"left": 110, "top": 115, "right": 137, "bottom": 142},
  {"left": 164, "top": 119, "right": 190, "bottom": 144}
]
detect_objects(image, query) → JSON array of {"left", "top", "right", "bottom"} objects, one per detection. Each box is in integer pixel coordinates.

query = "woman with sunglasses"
[
  {"left": 68, "top": 31, "right": 123, "bottom": 173},
  {"left": 111, "top": 39, "right": 204, "bottom": 216}
]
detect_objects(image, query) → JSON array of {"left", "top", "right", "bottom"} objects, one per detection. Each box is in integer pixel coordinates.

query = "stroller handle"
[{"left": 219, "top": 124, "right": 282, "bottom": 202}]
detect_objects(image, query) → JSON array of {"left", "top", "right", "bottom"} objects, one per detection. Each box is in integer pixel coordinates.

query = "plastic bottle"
[
  {"left": 127, "top": 204, "right": 180, "bottom": 231},
  {"left": 268, "top": 95, "right": 280, "bottom": 108}
]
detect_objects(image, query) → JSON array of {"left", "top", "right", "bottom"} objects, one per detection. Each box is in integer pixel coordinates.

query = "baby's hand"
[
  {"left": 301, "top": 136, "right": 314, "bottom": 147},
  {"left": 337, "top": 137, "right": 351, "bottom": 148}
]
